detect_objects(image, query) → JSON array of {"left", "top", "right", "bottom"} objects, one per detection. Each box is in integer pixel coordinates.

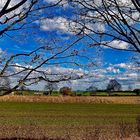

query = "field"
[
  {"left": 0, "top": 95, "right": 139, "bottom": 104},
  {"left": 0, "top": 96, "right": 139, "bottom": 139},
  {"left": 14, "top": 90, "right": 138, "bottom": 96}
]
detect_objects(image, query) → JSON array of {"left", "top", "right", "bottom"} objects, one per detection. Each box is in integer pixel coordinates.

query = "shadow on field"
[{"left": 0, "top": 138, "right": 65, "bottom": 140}]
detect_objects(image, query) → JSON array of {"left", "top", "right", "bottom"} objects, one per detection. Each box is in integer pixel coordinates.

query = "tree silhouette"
[
  {"left": 68, "top": 0, "right": 140, "bottom": 53},
  {"left": 0, "top": 76, "right": 10, "bottom": 90},
  {"left": 44, "top": 82, "right": 58, "bottom": 95},
  {"left": 107, "top": 79, "right": 121, "bottom": 95}
]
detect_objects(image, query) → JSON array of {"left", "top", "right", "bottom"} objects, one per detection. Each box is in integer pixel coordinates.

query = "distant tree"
[
  {"left": 128, "top": 84, "right": 133, "bottom": 91},
  {"left": 44, "top": 82, "right": 58, "bottom": 95},
  {"left": 107, "top": 79, "right": 121, "bottom": 95},
  {"left": 133, "top": 89, "right": 140, "bottom": 95},
  {"left": 59, "top": 86, "right": 72, "bottom": 96},
  {"left": 86, "top": 86, "right": 98, "bottom": 95},
  {"left": 19, "top": 84, "right": 27, "bottom": 91},
  {"left": 0, "top": 76, "right": 10, "bottom": 90}
]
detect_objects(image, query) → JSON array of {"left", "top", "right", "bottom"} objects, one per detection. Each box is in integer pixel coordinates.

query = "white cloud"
[
  {"left": 126, "top": 73, "right": 138, "bottom": 78},
  {"left": 116, "top": 63, "right": 128, "bottom": 68},
  {"left": 39, "top": 17, "right": 83, "bottom": 34},
  {"left": 0, "top": 48, "right": 5, "bottom": 58},
  {"left": 114, "top": 63, "right": 140, "bottom": 71},
  {"left": 39, "top": 16, "right": 105, "bottom": 35},
  {"left": 45, "top": 0, "right": 66, "bottom": 4},
  {"left": 107, "top": 40, "right": 129, "bottom": 49},
  {"left": 0, "top": 48, "right": 3, "bottom": 54},
  {"left": 45, "top": 0, "right": 60, "bottom": 3},
  {"left": 40, "top": 0, "right": 138, "bottom": 37},
  {"left": 40, "top": 17, "right": 71, "bottom": 34},
  {"left": 115, "top": 63, "right": 132, "bottom": 69},
  {"left": 107, "top": 66, "right": 120, "bottom": 74},
  {"left": 1, "top": 58, "right": 140, "bottom": 91},
  {"left": 44, "top": 0, "right": 68, "bottom": 7}
]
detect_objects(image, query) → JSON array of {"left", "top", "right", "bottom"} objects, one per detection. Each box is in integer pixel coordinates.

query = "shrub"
[
  {"left": 14, "top": 91, "right": 23, "bottom": 95},
  {"left": 59, "top": 87, "right": 72, "bottom": 96},
  {"left": 77, "top": 93, "right": 82, "bottom": 96},
  {"left": 43, "top": 91, "right": 49, "bottom": 96},
  {"left": 133, "top": 89, "right": 140, "bottom": 95}
]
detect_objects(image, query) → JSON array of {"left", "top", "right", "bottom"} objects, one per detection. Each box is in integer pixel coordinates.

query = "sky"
[{"left": 0, "top": 0, "right": 139, "bottom": 91}]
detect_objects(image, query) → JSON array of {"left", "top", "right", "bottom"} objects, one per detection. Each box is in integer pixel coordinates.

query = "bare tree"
[
  {"left": 0, "top": 0, "right": 36, "bottom": 37},
  {"left": 0, "top": 0, "right": 64, "bottom": 37},
  {"left": 128, "top": 84, "right": 133, "bottom": 91},
  {"left": 0, "top": 76, "right": 10, "bottom": 95},
  {"left": 86, "top": 86, "right": 98, "bottom": 95},
  {"left": 107, "top": 79, "right": 121, "bottom": 95},
  {"left": 0, "top": 36, "right": 94, "bottom": 95},
  {"left": 44, "top": 82, "right": 58, "bottom": 95},
  {"left": 19, "top": 84, "right": 27, "bottom": 91},
  {"left": 0, "top": 0, "right": 95, "bottom": 96},
  {"left": 68, "top": 0, "right": 140, "bottom": 53}
]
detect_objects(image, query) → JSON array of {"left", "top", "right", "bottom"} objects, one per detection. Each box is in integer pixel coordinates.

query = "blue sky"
[{"left": 0, "top": 0, "right": 139, "bottom": 90}]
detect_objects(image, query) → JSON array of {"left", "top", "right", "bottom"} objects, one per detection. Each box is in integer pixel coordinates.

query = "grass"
[
  {"left": 74, "top": 91, "right": 137, "bottom": 96},
  {"left": 0, "top": 101, "right": 139, "bottom": 139},
  {"left": 14, "top": 90, "right": 137, "bottom": 96}
]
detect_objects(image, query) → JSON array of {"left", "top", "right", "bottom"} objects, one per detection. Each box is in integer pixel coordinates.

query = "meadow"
[
  {"left": 0, "top": 97, "right": 139, "bottom": 139},
  {"left": 13, "top": 90, "right": 139, "bottom": 96}
]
